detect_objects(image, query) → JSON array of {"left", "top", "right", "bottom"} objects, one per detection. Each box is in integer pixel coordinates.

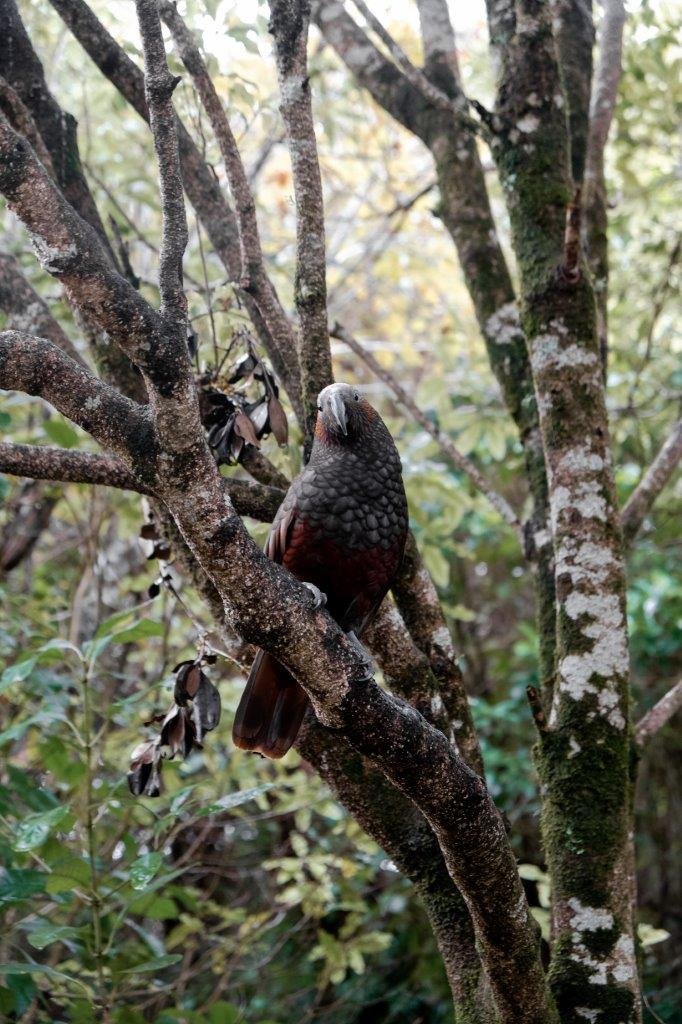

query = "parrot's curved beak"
[{"left": 326, "top": 390, "right": 347, "bottom": 435}]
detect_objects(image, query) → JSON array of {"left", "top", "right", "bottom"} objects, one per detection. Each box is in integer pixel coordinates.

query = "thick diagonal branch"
[
  {"left": 270, "top": 0, "right": 333, "bottom": 450},
  {"left": 298, "top": 721, "right": 485, "bottom": 1017}
]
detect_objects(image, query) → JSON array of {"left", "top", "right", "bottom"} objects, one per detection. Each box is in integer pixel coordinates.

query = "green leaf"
[
  {"left": 128, "top": 894, "right": 178, "bottom": 920},
  {"left": 207, "top": 1003, "right": 241, "bottom": 1024},
  {"left": 14, "top": 806, "right": 72, "bottom": 851},
  {"left": 45, "top": 856, "right": 91, "bottom": 894},
  {"left": 0, "top": 657, "right": 38, "bottom": 691},
  {"left": 27, "top": 922, "right": 80, "bottom": 951},
  {"left": 0, "top": 869, "right": 46, "bottom": 906},
  {"left": 109, "top": 618, "right": 165, "bottom": 644},
  {"left": 2, "top": 973, "right": 36, "bottom": 1016},
  {"left": 130, "top": 851, "right": 163, "bottom": 890},
  {"left": 115, "top": 954, "right": 182, "bottom": 974},
  {"left": 43, "top": 418, "right": 79, "bottom": 448},
  {"left": 198, "top": 782, "right": 276, "bottom": 817}
]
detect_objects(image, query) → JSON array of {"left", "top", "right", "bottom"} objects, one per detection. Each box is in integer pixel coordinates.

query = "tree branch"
[
  {"left": 333, "top": 322, "right": 523, "bottom": 539},
  {"left": 0, "top": 480, "right": 59, "bottom": 574},
  {"left": 46, "top": 0, "right": 303, "bottom": 418},
  {"left": 0, "top": 441, "right": 284, "bottom": 522},
  {"left": 0, "top": 74, "right": 54, "bottom": 175},
  {"left": 0, "top": 112, "right": 167, "bottom": 377},
  {"left": 0, "top": 252, "right": 86, "bottom": 367},
  {"left": 391, "top": 532, "right": 484, "bottom": 776},
  {"left": 635, "top": 680, "right": 682, "bottom": 748},
  {"left": 0, "top": 331, "right": 154, "bottom": 467},
  {"left": 552, "top": 0, "right": 595, "bottom": 184},
  {"left": 583, "top": 0, "right": 627, "bottom": 375},
  {"left": 159, "top": 1, "right": 300, "bottom": 418},
  {"left": 349, "top": 0, "right": 490, "bottom": 138},
  {"left": 585, "top": 0, "right": 627, "bottom": 191},
  {"left": 270, "top": 0, "right": 333, "bottom": 451},
  {"left": 135, "top": 0, "right": 187, "bottom": 327},
  {"left": 297, "top": 720, "right": 486, "bottom": 1016},
  {"left": 620, "top": 419, "right": 682, "bottom": 545},
  {"left": 0, "top": 0, "right": 117, "bottom": 264},
  {"left": 0, "top": 443, "right": 148, "bottom": 492}
]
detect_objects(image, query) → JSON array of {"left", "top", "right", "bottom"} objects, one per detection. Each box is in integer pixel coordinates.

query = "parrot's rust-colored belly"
[{"left": 281, "top": 518, "right": 402, "bottom": 634}]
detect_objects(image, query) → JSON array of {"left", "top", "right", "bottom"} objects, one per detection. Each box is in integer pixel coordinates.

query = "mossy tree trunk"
[{"left": 491, "top": 2, "right": 640, "bottom": 1020}]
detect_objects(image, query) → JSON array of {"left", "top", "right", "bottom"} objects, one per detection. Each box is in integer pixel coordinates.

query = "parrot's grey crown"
[{"left": 317, "top": 382, "right": 362, "bottom": 437}]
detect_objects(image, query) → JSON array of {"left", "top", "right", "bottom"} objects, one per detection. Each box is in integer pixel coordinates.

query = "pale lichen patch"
[
  {"left": 558, "top": 592, "right": 628, "bottom": 727},
  {"left": 517, "top": 113, "right": 540, "bottom": 133},
  {"left": 485, "top": 301, "right": 522, "bottom": 346}
]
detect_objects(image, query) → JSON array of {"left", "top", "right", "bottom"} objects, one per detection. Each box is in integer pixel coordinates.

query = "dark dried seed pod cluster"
[
  {"left": 139, "top": 516, "right": 171, "bottom": 563},
  {"left": 199, "top": 345, "right": 288, "bottom": 467},
  {"left": 127, "top": 657, "right": 221, "bottom": 799}
]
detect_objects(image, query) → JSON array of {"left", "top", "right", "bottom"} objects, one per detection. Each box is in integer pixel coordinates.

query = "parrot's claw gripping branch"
[
  {"left": 346, "top": 630, "right": 374, "bottom": 682},
  {"left": 302, "top": 581, "right": 327, "bottom": 609}
]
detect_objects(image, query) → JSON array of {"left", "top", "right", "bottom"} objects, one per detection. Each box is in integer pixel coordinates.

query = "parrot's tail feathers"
[{"left": 232, "top": 650, "right": 309, "bottom": 759}]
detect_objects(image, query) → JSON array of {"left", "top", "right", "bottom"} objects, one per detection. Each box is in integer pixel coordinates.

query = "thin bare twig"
[
  {"left": 621, "top": 419, "right": 682, "bottom": 545},
  {"left": 635, "top": 680, "right": 682, "bottom": 748},
  {"left": 270, "top": 0, "right": 333, "bottom": 451},
  {"left": 584, "top": 0, "right": 627, "bottom": 192},
  {"left": 332, "top": 322, "right": 523, "bottom": 539},
  {"left": 135, "top": 0, "right": 188, "bottom": 328}
]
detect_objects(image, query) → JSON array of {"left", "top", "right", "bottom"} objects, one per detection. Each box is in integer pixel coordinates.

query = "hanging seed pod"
[
  {"left": 246, "top": 398, "right": 269, "bottom": 438},
  {"left": 146, "top": 762, "right": 163, "bottom": 798},
  {"left": 174, "top": 662, "right": 203, "bottom": 706},
  {"left": 229, "top": 352, "right": 258, "bottom": 384},
  {"left": 159, "top": 705, "right": 186, "bottom": 760},
  {"left": 127, "top": 740, "right": 159, "bottom": 796},
  {"left": 267, "top": 393, "right": 289, "bottom": 447},
  {"left": 192, "top": 674, "right": 221, "bottom": 741},
  {"left": 233, "top": 410, "right": 261, "bottom": 449},
  {"left": 148, "top": 579, "right": 161, "bottom": 599}
]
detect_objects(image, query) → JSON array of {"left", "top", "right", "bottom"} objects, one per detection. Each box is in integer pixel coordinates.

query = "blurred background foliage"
[{"left": 0, "top": 0, "right": 680, "bottom": 1021}]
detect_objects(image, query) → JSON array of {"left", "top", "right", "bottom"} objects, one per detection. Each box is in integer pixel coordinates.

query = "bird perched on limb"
[{"left": 233, "top": 382, "right": 409, "bottom": 758}]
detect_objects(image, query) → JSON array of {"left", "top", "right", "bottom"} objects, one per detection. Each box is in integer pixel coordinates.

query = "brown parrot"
[{"left": 232, "top": 382, "right": 409, "bottom": 758}]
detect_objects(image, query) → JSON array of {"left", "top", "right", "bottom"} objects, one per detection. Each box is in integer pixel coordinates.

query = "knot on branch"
[{"left": 146, "top": 71, "right": 182, "bottom": 104}]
